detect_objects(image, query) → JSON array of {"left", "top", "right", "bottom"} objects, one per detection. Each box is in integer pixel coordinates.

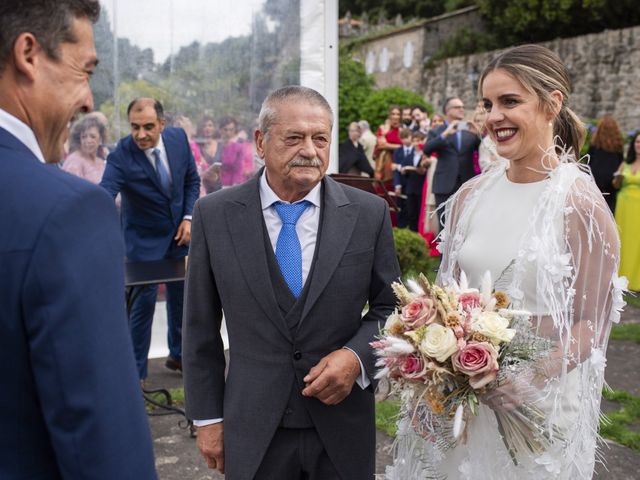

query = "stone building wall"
[
  {"left": 347, "top": 10, "right": 640, "bottom": 133},
  {"left": 422, "top": 26, "right": 640, "bottom": 133},
  {"left": 349, "top": 7, "right": 482, "bottom": 94}
]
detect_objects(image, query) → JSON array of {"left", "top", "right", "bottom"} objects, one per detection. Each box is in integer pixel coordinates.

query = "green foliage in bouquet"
[
  {"left": 360, "top": 88, "right": 432, "bottom": 136},
  {"left": 392, "top": 228, "right": 438, "bottom": 281}
]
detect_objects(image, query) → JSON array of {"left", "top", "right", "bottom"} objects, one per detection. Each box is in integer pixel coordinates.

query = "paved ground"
[{"left": 147, "top": 306, "right": 640, "bottom": 479}]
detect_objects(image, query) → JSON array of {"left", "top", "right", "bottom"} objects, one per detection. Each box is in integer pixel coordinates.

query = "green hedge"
[{"left": 392, "top": 227, "right": 439, "bottom": 281}]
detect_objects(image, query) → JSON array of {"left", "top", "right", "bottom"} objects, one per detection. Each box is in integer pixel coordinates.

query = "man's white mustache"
[{"left": 288, "top": 157, "right": 322, "bottom": 168}]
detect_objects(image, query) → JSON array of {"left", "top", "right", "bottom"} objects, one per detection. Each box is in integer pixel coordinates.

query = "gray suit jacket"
[
  {"left": 423, "top": 124, "right": 481, "bottom": 195},
  {"left": 183, "top": 173, "right": 400, "bottom": 479}
]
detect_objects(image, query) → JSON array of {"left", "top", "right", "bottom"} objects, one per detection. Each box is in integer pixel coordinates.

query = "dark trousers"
[
  {"left": 406, "top": 193, "right": 422, "bottom": 232},
  {"left": 129, "top": 280, "right": 184, "bottom": 379},
  {"left": 395, "top": 195, "right": 408, "bottom": 228},
  {"left": 254, "top": 428, "right": 341, "bottom": 480}
]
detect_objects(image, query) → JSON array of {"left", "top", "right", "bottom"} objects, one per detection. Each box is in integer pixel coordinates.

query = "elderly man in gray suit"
[{"left": 183, "top": 86, "right": 400, "bottom": 480}]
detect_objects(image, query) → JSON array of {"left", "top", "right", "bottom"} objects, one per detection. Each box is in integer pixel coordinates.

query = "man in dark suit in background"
[
  {"left": 338, "top": 121, "right": 374, "bottom": 177},
  {"left": 183, "top": 86, "right": 400, "bottom": 479},
  {"left": 423, "top": 96, "right": 480, "bottom": 225},
  {"left": 0, "top": 1, "right": 156, "bottom": 478},
  {"left": 101, "top": 97, "right": 200, "bottom": 381}
]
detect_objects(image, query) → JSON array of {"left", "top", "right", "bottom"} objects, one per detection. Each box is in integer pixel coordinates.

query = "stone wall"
[
  {"left": 349, "top": 7, "right": 482, "bottom": 94},
  {"left": 347, "top": 11, "right": 640, "bottom": 133},
  {"left": 421, "top": 26, "right": 640, "bottom": 133}
]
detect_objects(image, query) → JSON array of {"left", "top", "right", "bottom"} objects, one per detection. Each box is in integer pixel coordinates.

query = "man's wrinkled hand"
[
  {"left": 196, "top": 422, "right": 224, "bottom": 473},
  {"left": 302, "top": 349, "right": 360, "bottom": 405},
  {"left": 174, "top": 219, "right": 191, "bottom": 246}
]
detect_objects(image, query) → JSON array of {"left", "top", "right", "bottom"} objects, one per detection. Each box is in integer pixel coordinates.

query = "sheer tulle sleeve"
[{"left": 562, "top": 176, "right": 621, "bottom": 365}]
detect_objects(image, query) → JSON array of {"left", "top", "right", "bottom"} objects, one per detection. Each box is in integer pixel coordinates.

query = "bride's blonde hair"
[{"left": 478, "top": 44, "right": 586, "bottom": 157}]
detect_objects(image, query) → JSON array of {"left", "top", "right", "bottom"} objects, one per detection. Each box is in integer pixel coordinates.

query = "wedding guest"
[
  {"left": 62, "top": 116, "right": 107, "bottom": 184},
  {"left": 339, "top": 122, "right": 374, "bottom": 177},
  {"left": 197, "top": 115, "right": 222, "bottom": 193},
  {"left": 358, "top": 119, "right": 377, "bottom": 168},
  {"left": 374, "top": 105, "right": 402, "bottom": 186},
  {"left": 390, "top": 44, "right": 622, "bottom": 480},
  {"left": 613, "top": 131, "right": 640, "bottom": 291},
  {"left": 175, "top": 115, "right": 208, "bottom": 197},
  {"left": 588, "top": 115, "right": 624, "bottom": 212},
  {"left": 0, "top": 1, "right": 156, "bottom": 477}
]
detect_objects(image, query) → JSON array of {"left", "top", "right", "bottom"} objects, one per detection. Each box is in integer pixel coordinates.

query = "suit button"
[
  {"left": 293, "top": 350, "right": 302, "bottom": 360},
  {"left": 284, "top": 408, "right": 293, "bottom": 415}
]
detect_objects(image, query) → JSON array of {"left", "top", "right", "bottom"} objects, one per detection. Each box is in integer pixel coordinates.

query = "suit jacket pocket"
[{"left": 339, "top": 247, "right": 374, "bottom": 267}]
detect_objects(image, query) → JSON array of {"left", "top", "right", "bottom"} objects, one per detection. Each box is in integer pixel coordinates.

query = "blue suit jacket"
[
  {"left": 0, "top": 128, "right": 156, "bottom": 479},
  {"left": 423, "top": 124, "right": 480, "bottom": 195},
  {"left": 101, "top": 127, "right": 200, "bottom": 261},
  {"left": 393, "top": 146, "right": 425, "bottom": 196}
]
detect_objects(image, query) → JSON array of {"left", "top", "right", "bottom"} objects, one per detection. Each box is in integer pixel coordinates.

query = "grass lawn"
[{"left": 610, "top": 323, "right": 640, "bottom": 344}]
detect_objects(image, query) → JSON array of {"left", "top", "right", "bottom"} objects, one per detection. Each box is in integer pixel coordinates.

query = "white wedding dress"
[{"left": 386, "top": 154, "right": 625, "bottom": 480}]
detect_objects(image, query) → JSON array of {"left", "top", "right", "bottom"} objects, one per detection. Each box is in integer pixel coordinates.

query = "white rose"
[
  {"left": 384, "top": 312, "right": 403, "bottom": 332},
  {"left": 473, "top": 311, "right": 516, "bottom": 345},
  {"left": 419, "top": 324, "right": 458, "bottom": 362}
]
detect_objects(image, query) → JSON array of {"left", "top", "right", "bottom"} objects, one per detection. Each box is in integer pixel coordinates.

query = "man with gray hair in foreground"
[{"left": 183, "top": 85, "right": 400, "bottom": 479}]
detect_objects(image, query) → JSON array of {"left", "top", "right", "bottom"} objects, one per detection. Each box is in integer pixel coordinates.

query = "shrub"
[
  {"left": 392, "top": 227, "right": 438, "bottom": 280},
  {"left": 360, "top": 87, "right": 432, "bottom": 134},
  {"left": 338, "top": 56, "right": 375, "bottom": 142}
]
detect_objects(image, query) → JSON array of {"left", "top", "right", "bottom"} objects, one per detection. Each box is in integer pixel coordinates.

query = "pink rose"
[
  {"left": 401, "top": 296, "right": 438, "bottom": 329},
  {"left": 452, "top": 342, "right": 499, "bottom": 389},
  {"left": 459, "top": 291, "right": 481, "bottom": 316},
  {"left": 399, "top": 354, "right": 426, "bottom": 380}
]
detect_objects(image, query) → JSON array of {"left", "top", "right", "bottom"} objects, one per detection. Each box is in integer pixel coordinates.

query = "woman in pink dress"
[{"left": 62, "top": 116, "right": 107, "bottom": 184}]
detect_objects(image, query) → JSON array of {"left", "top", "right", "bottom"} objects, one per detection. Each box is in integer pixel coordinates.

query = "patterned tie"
[
  {"left": 152, "top": 148, "right": 171, "bottom": 194},
  {"left": 273, "top": 200, "right": 311, "bottom": 298}
]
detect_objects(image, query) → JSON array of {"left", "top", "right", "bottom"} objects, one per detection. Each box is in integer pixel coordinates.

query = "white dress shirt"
[
  {"left": 193, "top": 171, "right": 370, "bottom": 427},
  {"left": 0, "top": 108, "right": 46, "bottom": 163}
]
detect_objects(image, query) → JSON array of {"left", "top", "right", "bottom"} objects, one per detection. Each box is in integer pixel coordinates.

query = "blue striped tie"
[
  {"left": 152, "top": 148, "right": 171, "bottom": 194},
  {"left": 273, "top": 201, "right": 311, "bottom": 297}
]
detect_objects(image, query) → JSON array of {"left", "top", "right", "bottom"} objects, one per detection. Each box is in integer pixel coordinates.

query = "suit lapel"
[
  {"left": 224, "top": 176, "right": 292, "bottom": 342},
  {"left": 301, "top": 176, "right": 359, "bottom": 321}
]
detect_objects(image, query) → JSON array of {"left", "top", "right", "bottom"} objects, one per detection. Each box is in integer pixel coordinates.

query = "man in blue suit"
[
  {"left": 423, "top": 97, "right": 481, "bottom": 228},
  {"left": 0, "top": 1, "right": 156, "bottom": 478},
  {"left": 101, "top": 98, "right": 200, "bottom": 381}
]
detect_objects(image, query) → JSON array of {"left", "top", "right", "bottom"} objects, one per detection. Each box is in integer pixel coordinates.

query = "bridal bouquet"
[{"left": 372, "top": 272, "right": 561, "bottom": 463}]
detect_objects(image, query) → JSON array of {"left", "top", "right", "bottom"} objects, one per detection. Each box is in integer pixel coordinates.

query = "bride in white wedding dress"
[{"left": 386, "top": 44, "right": 626, "bottom": 480}]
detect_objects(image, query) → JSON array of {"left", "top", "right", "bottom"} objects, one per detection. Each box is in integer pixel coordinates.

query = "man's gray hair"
[
  {"left": 358, "top": 120, "right": 370, "bottom": 131},
  {"left": 0, "top": 0, "right": 100, "bottom": 72},
  {"left": 258, "top": 85, "right": 333, "bottom": 136}
]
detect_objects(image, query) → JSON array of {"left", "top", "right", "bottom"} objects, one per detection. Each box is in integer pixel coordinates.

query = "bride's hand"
[{"left": 479, "top": 374, "right": 535, "bottom": 412}]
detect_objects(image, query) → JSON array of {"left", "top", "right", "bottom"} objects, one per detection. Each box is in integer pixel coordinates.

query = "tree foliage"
[
  {"left": 476, "top": 0, "right": 640, "bottom": 45},
  {"left": 338, "top": 56, "right": 375, "bottom": 142},
  {"left": 338, "top": 0, "right": 474, "bottom": 21}
]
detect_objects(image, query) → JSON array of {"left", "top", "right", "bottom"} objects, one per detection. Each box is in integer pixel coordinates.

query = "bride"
[{"left": 387, "top": 44, "right": 625, "bottom": 479}]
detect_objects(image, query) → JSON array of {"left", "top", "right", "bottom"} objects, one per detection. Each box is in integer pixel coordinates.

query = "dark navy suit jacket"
[
  {"left": 423, "top": 124, "right": 480, "bottom": 195},
  {"left": 393, "top": 146, "right": 425, "bottom": 195},
  {"left": 0, "top": 127, "right": 156, "bottom": 479},
  {"left": 101, "top": 127, "right": 200, "bottom": 261}
]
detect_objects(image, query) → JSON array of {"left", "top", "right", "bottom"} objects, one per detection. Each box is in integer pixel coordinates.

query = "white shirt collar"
[
  {"left": 144, "top": 134, "right": 166, "bottom": 158},
  {"left": 0, "top": 107, "right": 46, "bottom": 163},
  {"left": 259, "top": 169, "right": 322, "bottom": 210}
]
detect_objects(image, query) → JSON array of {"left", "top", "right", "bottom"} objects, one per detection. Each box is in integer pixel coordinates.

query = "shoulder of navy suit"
[{"left": 323, "top": 174, "right": 386, "bottom": 210}]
